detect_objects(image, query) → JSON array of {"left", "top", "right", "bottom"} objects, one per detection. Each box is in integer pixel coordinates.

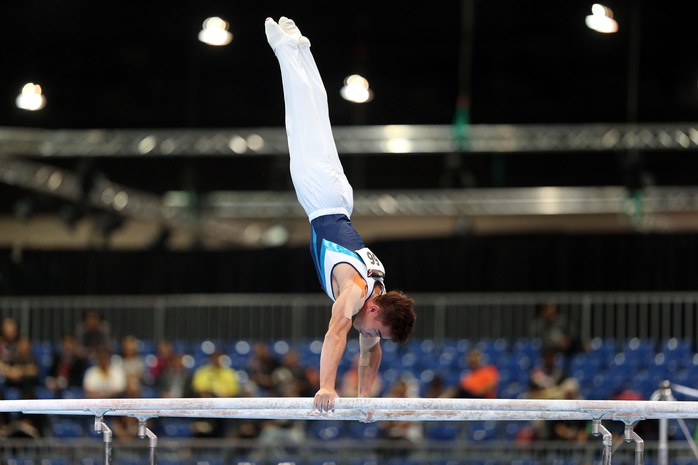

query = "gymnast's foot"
[{"left": 265, "top": 16, "right": 310, "bottom": 51}]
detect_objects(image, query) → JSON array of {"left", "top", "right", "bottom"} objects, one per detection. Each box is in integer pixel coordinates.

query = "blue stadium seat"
[
  {"left": 138, "top": 339, "right": 156, "bottom": 356},
  {"left": 476, "top": 338, "right": 508, "bottom": 360},
  {"left": 428, "top": 460, "right": 463, "bottom": 465},
  {"left": 230, "top": 457, "right": 263, "bottom": 465},
  {"left": 462, "top": 460, "right": 500, "bottom": 465},
  {"left": 61, "top": 387, "right": 85, "bottom": 399},
  {"left": 661, "top": 338, "right": 692, "bottom": 363},
  {"left": 114, "top": 457, "right": 140, "bottom": 465},
  {"left": 622, "top": 338, "right": 655, "bottom": 365},
  {"left": 171, "top": 340, "right": 191, "bottom": 354},
  {"left": 510, "top": 460, "right": 540, "bottom": 465},
  {"left": 3, "top": 386, "right": 22, "bottom": 400},
  {"left": 35, "top": 387, "right": 56, "bottom": 399},
  {"left": 589, "top": 337, "right": 617, "bottom": 355},
  {"left": 348, "top": 458, "right": 379, "bottom": 465},
  {"left": 467, "top": 421, "right": 499, "bottom": 442},
  {"left": 501, "top": 421, "right": 531, "bottom": 441},
  {"left": 80, "top": 458, "right": 104, "bottom": 465},
  {"left": 308, "top": 420, "right": 344, "bottom": 441},
  {"left": 193, "top": 456, "right": 224, "bottom": 465},
  {"left": 499, "top": 382, "right": 527, "bottom": 399},
  {"left": 387, "top": 458, "right": 421, "bottom": 465},
  {"left": 346, "top": 421, "right": 380, "bottom": 440},
  {"left": 311, "top": 458, "right": 342, "bottom": 465},
  {"left": 51, "top": 418, "right": 84, "bottom": 438},
  {"left": 435, "top": 346, "right": 460, "bottom": 372},
  {"left": 160, "top": 418, "right": 193, "bottom": 438},
  {"left": 439, "top": 339, "right": 471, "bottom": 359},
  {"left": 271, "top": 339, "right": 292, "bottom": 358},
  {"left": 43, "top": 457, "right": 70, "bottom": 465},
  {"left": 424, "top": 422, "right": 462, "bottom": 441},
  {"left": 512, "top": 338, "right": 541, "bottom": 360},
  {"left": 6, "top": 456, "right": 35, "bottom": 465},
  {"left": 268, "top": 457, "right": 301, "bottom": 465}
]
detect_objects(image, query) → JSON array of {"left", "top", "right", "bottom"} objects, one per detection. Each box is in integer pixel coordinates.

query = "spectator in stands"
[
  {"left": 425, "top": 373, "right": 449, "bottom": 398},
  {"left": 192, "top": 350, "right": 240, "bottom": 398},
  {"left": 339, "top": 352, "right": 382, "bottom": 398},
  {"left": 254, "top": 349, "right": 318, "bottom": 459},
  {"left": 527, "top": 348, "right": 580, "bottom": 400},
  {"left": 447, "top": 348, "right": 500, "bottom": 399},
  {"left": 75, "top": 310, "right": 112, "bottom": 360},
  {"left": 376, "top": 378, "right": 423, "bottom": 461},
  {"left": 0, "top": 336, "right": 39, "bottom": 398},
  {"left": 529, "top": 302, "right": 587, "bottom": 360},
  {"left": 158, "top": 352, "right": 193, "bottom": 398},
  {"left": 256, "top": 417, "right": 306, "bottom": 460},
  {"left": 270, "top": 348, "right": 318, "bottom": 397},
  {"left": 546, "top": 417, "right": 590, "bottom": 442},
  {"left": 83, "top": 346, "right": 127, "bottom": 398},
  {"left": 520, "top": 348, "right": 586, "bottom": 441},
  {"left": 191, "top": 349, "right": 240, "bottom": 438},
  {"left": 4, "top": 414, "right": 43, "bottom": 439},
  {"left": 45, "top": 334, "right": 88, "bottom": 394},
  {"left": 0, "top": 317, "right": 20, "bottom": 363},
  {"left": 255, "top": 351, "right": 309, "bottom": 460},
  {"left": 119, "top": 335, "right": 145, "bottom": 397},
  {"left": 247, "top": 342, "right": 280, "bottom": 395},
  {"left": 148, "top": 339, "right": 175, "bottom": 384}
]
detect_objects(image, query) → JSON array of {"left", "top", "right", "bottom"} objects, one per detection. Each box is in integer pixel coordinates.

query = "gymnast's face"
[{"left": 354, "top": 303, "right": 391, "bottom": 340}]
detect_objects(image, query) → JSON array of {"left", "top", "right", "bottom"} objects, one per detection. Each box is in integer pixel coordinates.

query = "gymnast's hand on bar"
[
  {"left": 314, "top": 387, "right": 337, "bottom": 412},
  {"left": 359, "top": 409, "right": 375, "bottom": 423}
]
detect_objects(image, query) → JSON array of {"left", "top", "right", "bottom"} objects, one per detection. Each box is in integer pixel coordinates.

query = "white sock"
[
  {"left": 280, "top": 16, "right": 311, "bottom": 46},
  {"left": 265, "top": 17, "right": 310, "bottom": 51}
]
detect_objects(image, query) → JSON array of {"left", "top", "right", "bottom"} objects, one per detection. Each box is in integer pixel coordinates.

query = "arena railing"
[{"left": 0, "top": 292, "right": 696, "bottom": 343}]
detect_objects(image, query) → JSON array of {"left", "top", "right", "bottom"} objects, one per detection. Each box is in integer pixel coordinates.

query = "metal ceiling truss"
[
  {"left": 2, "top": 159, "right": 698, "bottom": 222},
  {"left": 1, "top": 123, "right": 698, "bottom": 241},
  {"left": 0, "top": 123, "right": 697, "bottom": 158}
]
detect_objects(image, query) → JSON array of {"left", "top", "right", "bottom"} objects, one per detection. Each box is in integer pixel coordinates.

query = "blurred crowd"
[{"left": 0, "top": 302, "right": 666, "bottom": 457}]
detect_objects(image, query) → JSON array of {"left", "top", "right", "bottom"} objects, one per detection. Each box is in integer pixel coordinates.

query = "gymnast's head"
[{"left": 375, "top": 290, "right": 416, "bottom": 344}]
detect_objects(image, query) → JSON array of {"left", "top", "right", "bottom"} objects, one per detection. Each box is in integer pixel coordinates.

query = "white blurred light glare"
[
  {"left": 585, "top": 4, "right": 618, "bottom": 33},
  {"left": 340, "top": 74, "right": 373, "bottom": 103},
  {"left": 198, "top": 17, "right": 233, "bottom": 46},
  {"left": 16, "top": 83, "right": 46, "bottom": 111}
]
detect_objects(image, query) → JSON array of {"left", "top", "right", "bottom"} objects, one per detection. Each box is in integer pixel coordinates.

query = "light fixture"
[
  {"left": 585, "top": 4, "right": 619, "bottom": 33},
  {"left": 16, "top": 83, "right": 46, "bottom": 111},
  {"left": 198, "top": 17, "right": 233, "bottom": 46},
  {"left": 340, "top": 74, "right": 373, "bottom": 103}
]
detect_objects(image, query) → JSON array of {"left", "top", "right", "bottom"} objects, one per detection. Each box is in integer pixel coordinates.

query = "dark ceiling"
[
  {"left": 0, "top": 0, "right": 697, "bottom": 219},
  {"left": 1, "top": 0, "right": 697, "bottom": 130}
]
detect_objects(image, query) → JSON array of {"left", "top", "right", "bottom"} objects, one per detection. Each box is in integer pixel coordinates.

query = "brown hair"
[{"left": 375, "top": 290, "right": 416, "bottom": 344}]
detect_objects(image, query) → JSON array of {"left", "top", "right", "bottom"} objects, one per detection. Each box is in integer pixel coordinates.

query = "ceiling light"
[
  {"left": 340, "top": 74, "right": 373, "bottom": 103},
  {"left": 585, "top": 4, "right": 619, "bottom": 33},
  {"left": 198, "top": 17, "right": 233, "bottom": 46},
  {"left": 16, "top": 83, "right": 46, "bottom": 111}
]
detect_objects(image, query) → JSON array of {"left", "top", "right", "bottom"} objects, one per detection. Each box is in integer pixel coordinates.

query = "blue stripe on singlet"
[
  {"left": 310, "top": 214, "right": 366, "bottom": 294},
  {"left": 310, "top": 227, "right": 324, "bottom": 290}
]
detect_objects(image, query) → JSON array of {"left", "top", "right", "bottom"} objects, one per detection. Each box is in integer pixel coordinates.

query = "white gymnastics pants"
[{"left": 273, "top": 39, "right": 354, "bottom": 221}]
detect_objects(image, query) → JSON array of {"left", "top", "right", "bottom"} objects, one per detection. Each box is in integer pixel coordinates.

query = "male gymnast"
[{"left": 265, "top": 16, "right": 416, "bottom": 414}]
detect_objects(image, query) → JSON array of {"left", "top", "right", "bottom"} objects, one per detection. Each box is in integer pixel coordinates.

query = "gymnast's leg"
[{"left": 265, "top": 17, "right": 354, "bottom": 221}]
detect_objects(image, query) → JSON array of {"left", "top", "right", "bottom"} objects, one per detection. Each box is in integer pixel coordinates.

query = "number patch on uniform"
[{"left": 356, "top": 247, "right": 386, "bottom": 277}]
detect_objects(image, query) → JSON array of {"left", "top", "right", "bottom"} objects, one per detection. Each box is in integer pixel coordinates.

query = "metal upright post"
[
  {"left": 592, "top": 419, "right": 614, "bottom": 465},
  {"left": 624, "top": 424, "right": 644, "bottom": 465},
  {"left": 94, "top": 416, "right": 113, "bottom": 465},
  {"left": 138, "top": 421, "right": 158, "bottom": 465},
  {"left": 650, "top": 381, "right": 670, "bottom": 465}
]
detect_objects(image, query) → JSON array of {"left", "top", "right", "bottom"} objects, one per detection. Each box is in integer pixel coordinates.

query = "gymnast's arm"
[
  {"left": 357, "top": 333, "right": 381, "bottom": 398},
  {"left": 358, "top": 333, "right": 382, "bottom": 422},
  {"left": 313, "top": 278, "right": 365, "bottom": 412}
]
